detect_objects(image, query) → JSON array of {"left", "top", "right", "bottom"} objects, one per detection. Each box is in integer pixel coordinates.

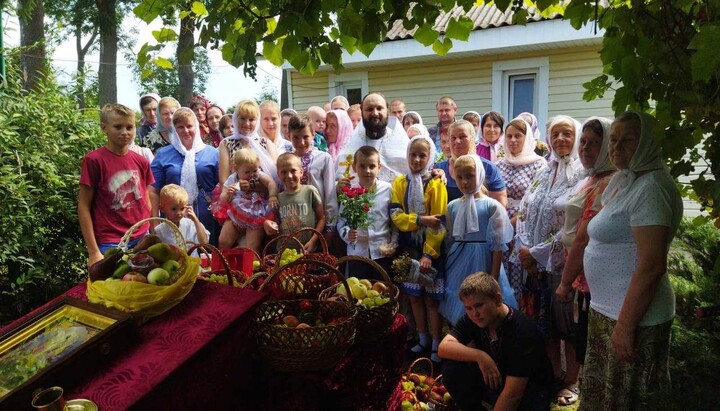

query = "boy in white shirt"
[
  {"left": 337, "top": 146, "right": 398, "bottom": 279},
  {"left": 156, "top": 184, "right": 210, "bottom": 251}
]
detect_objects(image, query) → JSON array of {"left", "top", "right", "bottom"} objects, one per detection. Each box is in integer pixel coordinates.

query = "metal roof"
[{"left": 384, "top": 4, "right": 561, "bottom": 41}]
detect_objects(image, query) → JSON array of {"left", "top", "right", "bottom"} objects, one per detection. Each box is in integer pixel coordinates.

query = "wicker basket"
[
  {"left": 404, "top": 357, "right": 435, "bottom": 404},
  {"left": 240, "top": 271, "right": 268, "bottom": 290},
  {"left": 253, "top": 278, "right": 357, "bottom": 372},
  {"left": 262, "top": 228, "right": 338, "bottom": 273},
  {"left": 428, "top": 374, "right": 458, "bottom": 410},
  {"left": 259, "top": 259, "right": 344, "bottom": 300},
  {"left": 320, "top": 256, "right": 399, "bottom": 343},
  {"left": 261, "top": 234, "right": 303, "bottom": 271},
  {"left": 189, "top": 243, "right": 248, "bottom": 287},
  {"left": 86, "top": 217, "right": 199, "bottom": 323}
]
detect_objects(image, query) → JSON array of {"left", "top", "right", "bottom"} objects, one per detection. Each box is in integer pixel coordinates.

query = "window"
[
  {"left": 492, "top": 57, "right": 549, "bottom": 140},
  {"left": 329, "top": 72, "right": 368, "bottom": 105}
]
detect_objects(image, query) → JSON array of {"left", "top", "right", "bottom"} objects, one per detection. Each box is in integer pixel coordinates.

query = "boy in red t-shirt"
[{"left": 78, "top": 104, "right": 155, "bottom": 267}]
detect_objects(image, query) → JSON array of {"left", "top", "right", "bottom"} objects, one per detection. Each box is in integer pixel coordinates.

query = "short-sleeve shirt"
[
  {"left": 435, "top": 157, "right": 506, "bottom": 202},
  {"left": 450, "top": 307, "right": 553, "bottom": 387},
  {"left": 585, "top": 170, "right": 683, "bottom": 325},
  {"left": 79, "top": 147, "right": 154, "bottom": 243},
  {"left": 278, "top": 185, "right": 322, "bottom": 244}
]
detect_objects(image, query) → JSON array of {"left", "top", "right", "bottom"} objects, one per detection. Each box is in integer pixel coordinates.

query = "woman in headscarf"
[
  {"left": 143, "top": 97, "right": 180, "bottom": 154},
  {"left": 476, "top": 111, "right": 505, "bottom": 162},
  {"left": 440, "top": 154, "right": 515, "bottom": 326},
  {"left": 402, "top": 111, "right": 423, "bottom": 132},
  {"left": 189, "top": 95, "right": 211, "bottom": 137},
  {"left": 506, "top": 115, "right": 583, "bottom": 330},
  {"left": 325, "top": 109, "right": 354, "bottom": 162},
  {"left": 150, "top": 108, "right": 220, "bottom": 243},
  {"left": 461, "top": 110, "right": 481, "bottom": 141},
  {"left": 496, "top": 118, "right": 548, "bottom": 219},
  {"left": 578, "top": 112, "right": 682, "bottom": 410},
  {"left": 259, "top": 100, "right": 293, "bottom": 154},
  {"left": 137, "top": 93, "right": 160, "bottom": 145},
  {"left": 205, "top": 104, "right": 225, "bottom": 148}
]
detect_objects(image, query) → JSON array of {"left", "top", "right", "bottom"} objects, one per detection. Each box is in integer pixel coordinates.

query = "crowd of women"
[{"left": 131, "top": 92, "right": 682, "bottom": 410}]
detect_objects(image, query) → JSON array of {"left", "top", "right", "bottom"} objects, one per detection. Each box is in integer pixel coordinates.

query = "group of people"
[{"left": 79, "top": 91, "right": 682, "bottom": 411}]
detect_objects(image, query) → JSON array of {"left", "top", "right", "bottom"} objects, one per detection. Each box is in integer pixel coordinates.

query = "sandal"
[{"left": 556, "top": 385, "right": 580, "bottom": 406}]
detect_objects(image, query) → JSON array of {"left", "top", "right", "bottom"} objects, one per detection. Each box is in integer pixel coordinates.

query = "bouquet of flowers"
[
  {"left": 391, "top": 253, "right": 437, "bottom": 287},
  {"left": 338, "top": 186, "right": 373, "bottom": 245}
]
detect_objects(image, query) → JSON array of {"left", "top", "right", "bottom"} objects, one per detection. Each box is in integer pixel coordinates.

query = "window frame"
[{"left": 328, "top": 72, "right": 369, "bottom": 105}]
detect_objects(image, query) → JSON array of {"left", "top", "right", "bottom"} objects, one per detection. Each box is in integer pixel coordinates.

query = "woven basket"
[
  {"left": 262, "top": 228, "right": 338, "bottom": 273},
  {"left": 188, "top": 243, "right": 248, "bottom": 287},
  {"left": 86, "top": 217, "right": 199, "bottom": 323},
  {"left": 240, "top": 272, "right": 268, "bottom": 290},
  {"left": 428, "top": 374, "right": 458, "bottom": 410},
  {"left": 261, "top": 234, "right": 303, "bottom": 271},
  {"left": 404, "top": 357, "right": 435, "bottom": 404},
  {"left": 319, "top": 256, "right": 399, "bottom": 342},
  {"left": 259, "top": 259, "right": 344, "bottom": 300},
  {"left": 253, "top": 278, "right": 357, "bottom": 372}
]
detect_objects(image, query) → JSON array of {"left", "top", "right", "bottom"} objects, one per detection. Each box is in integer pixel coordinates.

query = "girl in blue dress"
[{"left": 441, "top": 155, "right": 517, "bottom": 325}]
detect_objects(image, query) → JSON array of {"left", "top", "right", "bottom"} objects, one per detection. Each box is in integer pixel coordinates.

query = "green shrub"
[{"left": 0, "top": 52, "right": 105, "bottom": 323}]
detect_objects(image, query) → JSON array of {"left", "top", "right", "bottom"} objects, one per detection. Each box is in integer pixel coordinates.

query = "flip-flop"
[{"left": 556, "top": 386, "right": 580, "bottom": 406}]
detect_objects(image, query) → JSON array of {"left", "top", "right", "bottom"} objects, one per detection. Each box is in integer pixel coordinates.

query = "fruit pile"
[
  {"left": 88, "top": 235, "right": 183, "bottom": 285},
  {"left": 277, "top": 299, "right": 346, "bottom": 329},
  {"left": 399, "top": 372, "right": 453, "bottom": 410},
  {"left": 333, "top": 277, "right": 391, "bottom": 308},
  {"left": 201, "top": 273, "right": 241, "bottom": 287},
  {"left": 278, "top": 248, "right": 303, "bottom": 268}
]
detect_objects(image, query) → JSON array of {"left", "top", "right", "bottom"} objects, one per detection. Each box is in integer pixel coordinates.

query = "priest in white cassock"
[{"left": 335, "top": 93, "right": 409, "bottom": 183}]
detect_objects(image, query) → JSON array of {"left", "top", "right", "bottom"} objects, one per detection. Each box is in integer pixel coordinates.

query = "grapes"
[
  {"left": 201, "top": 273, "right": 240, "bottom": 287},
  {"left": 278, "top": 248, "right": 303, "bottom": 268}
]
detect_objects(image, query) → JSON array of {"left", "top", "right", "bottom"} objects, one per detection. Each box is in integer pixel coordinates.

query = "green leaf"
[
  {"left": 152, "top": 28, "right": 178, "bottom": 42},
  {"left": 191, "top": 1, "right": 208, "bottom": 17},
  {"left": 689, "top": 23, "right": 720, "bottom": 82},
  {"left": 513, "top": 9, "right": 529, "bottom": 26},
  {"left": 445, "top": 16, "right": 473, "bottom": 41},
  {"left": 263, "top": 39, "right": 285, "bottom": 66},
  {"left": 582, "top": 74, "right": 611, "bottom": 101},
  {"left": 133, "top": 0, "right": 165, "bottom": 24},
  {"left": 339, "top": 35, "right": 358, "bottom": 54},
  {"left": 222, "top": 41, "right": 246, "bottom": 67},
  {"left": 154, "top": 57, "right": 174, "bottom": 69},
  {"left": 432, "top": 37, "right": 453, "bottom": 56},
  {"left": 357, "top": 41, "right": 377, "bottom": 57},
  {"left": 282, "top": 37, "right": 302, "bottom": 63},
  {"left": 413, "top": 24, "right": 439, "bottom": 47}
]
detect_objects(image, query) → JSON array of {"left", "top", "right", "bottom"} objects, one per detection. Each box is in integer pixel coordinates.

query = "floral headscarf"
[{"left": 326, "top": 109, "right": 354, "bottom": 161}]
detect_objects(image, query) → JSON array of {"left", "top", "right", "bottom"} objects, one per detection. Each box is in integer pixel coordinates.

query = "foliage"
[
  {"left": 338, "top": 184, "right": 373, "bottom": 236},
  {"left": 128, "top": 46, "right": 211, "bottom": 99},
  {"left": 0, "top": 51, "right": 105, "bottom": 324}
]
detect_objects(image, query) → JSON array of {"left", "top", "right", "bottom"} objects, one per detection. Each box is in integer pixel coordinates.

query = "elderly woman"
[
  {"left": 143, "top": 97, "right": 180, "bottom": 154},
  {"left": 150, "top": 108, "right": 220, "bottom": 243},
  {"left": 325, "top": 109, "right": 354, "bottom": 162},
  {"left": 434, "top": 120, "right": 508, "bottom": 206},
  {"left": 578, "top": 112, "right": 682, "bottom": 410},
  {"left": 506, "top": 116, "right": 583, "bottom": 393},
  {"left": 476, "top": 111, "right": 505, "bottom": 162},
  {"left": 496, "top": 118, "right": 547, "bottom": 219}
]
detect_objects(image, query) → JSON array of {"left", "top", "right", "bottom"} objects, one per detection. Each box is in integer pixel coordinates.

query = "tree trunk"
[
  {"left": 177, "top": 12, "right": 195, "bottom": 106},
  {"left": 96, "top": 0, "right": 117, "bottom": 107},
  {"left": 18, "top": 0, "right": 47, "bottom": 92},
  {"left": 74, "top": 25, "right": 98, "bottom": 110}
]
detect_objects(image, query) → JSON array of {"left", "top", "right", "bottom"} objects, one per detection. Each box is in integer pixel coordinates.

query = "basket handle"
[
  {"left": 261, "top": 234, "right": 304, "bottom": 259},
  {"left": 289, "top": 227, "right": 329, "bottom": 253},
  {"left": 335, "top": 255, "right": 393, "bottom": 284},
  {"left": 187, "top": 243, "right": 234, "bottom": 286},
  {"left": 119, "top": 217, "right": 187, "bottom": 252},
  {"left": 259, "top": 258, "right": 353, "bottom": 300},
  {"left": 406, "top": 356, "right": 434, "bottom": 378},
  {"left": 241, "top": 272, "right": 268, "bottom": 289}
]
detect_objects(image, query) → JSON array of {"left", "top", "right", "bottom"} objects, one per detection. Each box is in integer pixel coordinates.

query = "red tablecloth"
[{"left": 2, "top": 280, "right": 266, "bottom": 411}]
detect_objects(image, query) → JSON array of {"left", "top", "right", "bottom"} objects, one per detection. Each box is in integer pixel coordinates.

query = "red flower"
[
  {"left": 363, "top": 205, "right": 370, "bottom": 212},
  {"left": 341, "top": 186, "right": 350, "bottom": 193}
]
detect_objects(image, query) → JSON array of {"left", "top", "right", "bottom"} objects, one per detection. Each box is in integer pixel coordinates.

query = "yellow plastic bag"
[{"left": 87, "top": 254, "right": 200, "bottom": 324}]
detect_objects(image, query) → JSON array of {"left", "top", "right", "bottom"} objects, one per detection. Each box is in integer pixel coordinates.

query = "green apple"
[
  {"left": 359, "top": 279, "right": 372, "bottom": 289},
  {"left": 161, "top": 259, "right": 181, "bottom": 275},
  {"left": 147, "top": 267, "right": 170, "bottom": 285},
  {"left": 112, "top": 261, "right": 132, "bottom": 279},
  {"left": 349, "top": 283, "right": 367, "bottom": 299},
  {"left": 346, "top": 276, "right": 360, "bottom": 286}
]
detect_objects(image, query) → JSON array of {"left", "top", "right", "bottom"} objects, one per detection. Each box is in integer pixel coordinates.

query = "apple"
[
  {"left": 346, "top": 277, "right": 360, "bottom": 286},
  {"left": 296, "top": 323, "right": 311, "bottom": 329},
  {"left": 349, "top": 283, "right": 367, "bottom": 299},
  {"left": 123, "top": 273, "right": 148, "bottom": 283},
  {"left": 367, "top": 289, "right": 380, "bottom": 298},
  {"left": 372, "top": 282, "right": 388, "bottom": 293},
  {"left": 359, "top": 279, "right": 372, "bottom": 289},
  {"left": 147, "top": 267, "right": 170, "bottom": 285},
  {"left": 161, "top": 259, "right": 181, "bottom": 275},
  {"left": 443, "top": 392, "right": 452, "bottom": 404}
]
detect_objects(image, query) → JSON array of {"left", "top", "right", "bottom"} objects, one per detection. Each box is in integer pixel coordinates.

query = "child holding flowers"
[
  {"left": 337, "top": 146, "right": 398, "bottom": 279},
  {"left": 390, "top": 136, "right": 448, "bottom": 363}
]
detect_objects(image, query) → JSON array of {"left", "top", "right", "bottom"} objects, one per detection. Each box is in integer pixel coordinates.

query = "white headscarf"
[
  {"left": 138, "top": 93, "right": 160, "bottom": 113},
  {"left": 518, "top": 112, "right": 541, "bottom": 141},
  {"left": 407, "top": 124, "right": 429, "bottom": 138},
  {"left": 602, "top": 112, "right": 665, "bottom": 205},
  {"left": 404, "top": 111, "right": 423, "bottom": 126},
  {"left": 581, "top": 116, "right": 614, "bottom": 176},
  {"left": 463, "top": 111, "right": 483, "bottom": 142},
  {"left": 503, "top": 118, "right": 546, "bottom": 167},
  {"left": 227, "top": 110, "right": 279, "bottom": 185},
  {"left": 547, "top": 115, "right": 583, "bottom": 187},
  {"left": 155, "top": 96, "right": 180, "bottom": 135},
  {"left": 169, "top": 108, "right": 207, "bottom": 205},
  {"left": 406, "top": 135, "right": 437, "bottom": 215},
  {"left": 452, "top": 155, "right": 486, "bottom": 237}
]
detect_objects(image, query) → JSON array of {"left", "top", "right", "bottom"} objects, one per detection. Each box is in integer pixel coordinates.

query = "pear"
[
  {"left": 359, "top": 279, "right": 373, "bottom": 289},
  {"left": 88, "top": 251, "right": 124, "bottom": 281},
  {"left": 132, "top": 234, "right": 162, "bottom": 253},
  {"left": 147, "top": 243, "right": 173, "bottom": 263},
  {"left": 112, "top": 261, "right": 132, "bottom": 279},
  {"left": 147, "top": 267, "right": 170, "bottom": 285},
  {"left": 346, "top": 277, "right": 360, "bottom": 286}
]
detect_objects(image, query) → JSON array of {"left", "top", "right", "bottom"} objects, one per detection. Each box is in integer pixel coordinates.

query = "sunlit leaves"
[
  {"left": 152, "top": 28, "right": 178, "bottom": 42},
  {"left": 133, "top": 0, "right": 167, "bottom": 24},
  {"left": 432, "top": 37, "right": 453, "bottom": 56},
  {"left": 263, "top": 39, "right": 285, "bottom": 66},
  {"left": 689, "top": 23, "right": 720, "bottom": 83},
  {"left": 445, "top": 16, "right": 473, "bottom": 41},
  {"left": 154, "top": 56, "right": 173, "bottom": 69},
  {"left": 414, "top": 24, "right": 439, "bottom": 46}
]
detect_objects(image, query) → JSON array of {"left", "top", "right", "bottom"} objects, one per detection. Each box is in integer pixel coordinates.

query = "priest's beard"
[{"left": 362, "top": 116, "right": 388, "bottom": 140}]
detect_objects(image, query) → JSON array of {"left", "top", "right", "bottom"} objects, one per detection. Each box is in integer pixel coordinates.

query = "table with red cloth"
[
  {"left": 1, "top": 280, "right": 267, "bottom": 411},
  {"left": 246, "top": 313, "right": 408, "bottom": 411}
]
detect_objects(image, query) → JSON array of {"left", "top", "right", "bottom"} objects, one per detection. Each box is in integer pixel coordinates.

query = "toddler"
[{"left": 156, "top": 184, "right": 210, "bottom": 251}]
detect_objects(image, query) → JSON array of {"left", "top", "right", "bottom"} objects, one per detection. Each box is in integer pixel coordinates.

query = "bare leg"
[
  {"left": 409, "top": 296, "right": 427, "bottom": 333},
  {"left": 218, "top": 220, "right": 242, "bottom": 249},
  {"left": 244, "top": 227, "right": 265, "bottom": 255},
  {"left": 424, "top": 296, "right": 442, "bottom": 341}
]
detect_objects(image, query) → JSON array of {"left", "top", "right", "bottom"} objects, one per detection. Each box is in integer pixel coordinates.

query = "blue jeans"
[{"left": 98, "top": 237, "right": 142, "bottom": 254}]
